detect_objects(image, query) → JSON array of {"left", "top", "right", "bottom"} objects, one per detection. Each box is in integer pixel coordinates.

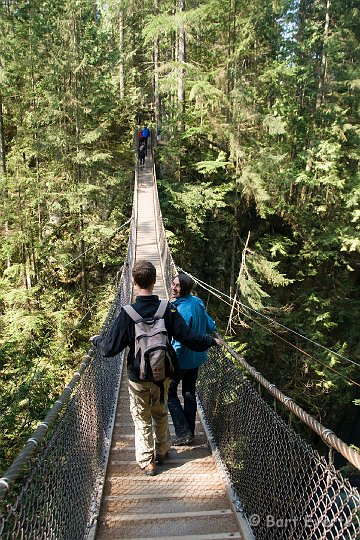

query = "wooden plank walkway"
[
  {"left": 95, "top": 153, "right": 246, "bottom": 540},
  {"left": 135, "top": 157, "right": 166, "bottom": 298}
]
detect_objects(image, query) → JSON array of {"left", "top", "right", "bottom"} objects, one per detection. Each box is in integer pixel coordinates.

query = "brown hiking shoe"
[{"left": 143, "top": 460, "right": 156, "bottom": 476}]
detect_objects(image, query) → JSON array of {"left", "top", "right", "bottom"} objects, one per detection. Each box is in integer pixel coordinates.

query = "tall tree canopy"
[{"left": 1, "top": 0, "right": 359, "bottom": 471}]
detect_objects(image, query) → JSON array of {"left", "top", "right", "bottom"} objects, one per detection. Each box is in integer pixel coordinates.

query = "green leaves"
[
  {"left": 263, "top": 114, "right": 287, "bottom": 136},
  {"left": 238, "top": 166, "right": 270, "bottom": 217},
  {"left": 189, "top": 81, "right": 227, "bottom": 109},
  {"left": 195, "top": 151, "right": 229, "bottom": 175},
  {"left": 150, "top": 0, "right": 360, "bottom": 445},
  {"left": 0, "top": 0, "right": 137, "bottom": 470}
]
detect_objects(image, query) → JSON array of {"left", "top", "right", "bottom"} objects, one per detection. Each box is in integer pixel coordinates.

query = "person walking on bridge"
[
  {"left": 138, "top": 142, "right": 146, "bottom": 168},
  {"left": 141, "top": 125, "right": 150, "bottom": 154},
  {"left": 90, "top": 261, "right": 221, "bottom": 476},
  {"left": 168, "top": 272, "right": 217, "bottom": 446}
]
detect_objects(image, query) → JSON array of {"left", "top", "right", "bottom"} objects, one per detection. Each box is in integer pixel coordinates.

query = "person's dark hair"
[
  {"left": 133, "top": 260, "right": 156, "bottom": 288},
  {"left": 176, "top": 273, "right": 194, "bottom": 296}
]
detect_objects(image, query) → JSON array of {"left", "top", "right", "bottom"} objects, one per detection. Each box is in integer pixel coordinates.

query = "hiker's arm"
[
  {"left": 90, "top": 309, "right": 128, "bottom": 357},
  {"left": 171, "top": 311, "right": 193, "bottom": 358}
]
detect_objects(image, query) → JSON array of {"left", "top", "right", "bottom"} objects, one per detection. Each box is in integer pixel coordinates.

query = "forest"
[{"left": 0, "top": 0, "right": 359, "bottom": 476}]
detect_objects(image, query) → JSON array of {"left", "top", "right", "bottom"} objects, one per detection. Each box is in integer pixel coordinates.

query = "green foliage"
[
  {"left": 238, "top": 248, "right": 294, "bottom": 309},
  {"left": 1, "top": 0, "right": 360, "bottom": 472},
  {"left": 152, "top": 0, "right": 360, "bottom": 451},
  {"left": 0, "top": 0, "right": 137, "bottom": 472}
]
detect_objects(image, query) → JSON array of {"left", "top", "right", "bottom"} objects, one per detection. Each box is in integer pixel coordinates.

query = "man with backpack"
[{"left": 90, "top": 260, "right": 222, "bottom": 476}]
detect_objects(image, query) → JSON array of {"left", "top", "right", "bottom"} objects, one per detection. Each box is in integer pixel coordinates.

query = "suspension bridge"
[{"left": 0, "top": 143, "right": 359, "bottom": 540}]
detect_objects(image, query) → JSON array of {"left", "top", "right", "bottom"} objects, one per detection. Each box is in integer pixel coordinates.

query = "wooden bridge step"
[{"left": 96, "top": 512, "right": 241, "bottom": 539}]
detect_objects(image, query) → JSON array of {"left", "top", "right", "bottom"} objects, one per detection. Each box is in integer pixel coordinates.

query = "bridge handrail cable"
[{"left": 222, "top": 340, "right": 360, "bottom": 471}]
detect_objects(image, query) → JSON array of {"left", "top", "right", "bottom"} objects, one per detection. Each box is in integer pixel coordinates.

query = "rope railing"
[
  {"left": 176, "top": 267, "right": 360, "bottom": 471},
  {"left": 0, "top": 351, "right": 95, "bottom": 501},
  {"left": 150, "top": 160, "right": 360, "bottom": 538},
  {"left": 221, "top": 340, "right": 360, "bottom": 471}
]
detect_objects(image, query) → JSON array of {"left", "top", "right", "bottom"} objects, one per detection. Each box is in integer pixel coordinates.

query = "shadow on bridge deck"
[
  {"left": 95, "top": 152, "right": 245, "bottom": 539},
  {"left": 95, "top": 367, "right": 244, "bottom": 540}
]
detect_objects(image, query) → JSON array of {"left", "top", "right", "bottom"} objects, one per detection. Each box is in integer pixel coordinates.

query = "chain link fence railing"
[
  {"left": 152, "top": 162, "right": 177, "bottom": 298},
  {"left": 153, "top": 158, "right": 360, "bottom": 539},
  {"left": 0, "top": 202, "right": 136, "bottom": 539},
  {"left": 197, "top": 346, "right": 360, "bottom": 540}
]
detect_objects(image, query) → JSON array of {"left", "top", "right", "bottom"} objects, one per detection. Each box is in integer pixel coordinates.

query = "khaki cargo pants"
[{"left": 128, "top": 379, "right": 172, "bottom": 468}]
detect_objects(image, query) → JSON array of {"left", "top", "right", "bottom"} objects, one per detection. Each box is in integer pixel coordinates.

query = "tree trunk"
[
  {"left": 227, "top": 231, "right": 250, "bottom": 335},
  {"left": 70, "top": 7, "right": 88, "bottom": 297},
  {"left": 0, "top": 94, "right": 10, "bottom": 269},
  {"left": 21, "top": 243, "right": 32, "bottom": 293},
  {"left": 229, "top": 196, "right": 238, "bottom": 298},
  {"left": 316, "top": 0, "right": 331, "bottom": 109},
  {"left": 177, "top": 0, "right": 185, "bottom": 181},
  {"left": 305, "top": 0, "right": 331, "bottom": 172},
  {"left": 119, "top": 7, "right": 125, "bottom": 99},
  {"left": 80, "top": 206, "right": 87, "bottom": 295},
  {"left": 226, "top": 0, "right": 237, "bottom": 124},
  {"left": 0, "top": 94, "right": 6, "bottom": 175},
  {"left": 230, "top": 157, "right": 240, "bottom": 297},
  {"left": 153, "top": 0, "right": 161, "bottom": 131},
  {"left": 178, "top": 0, "right": 185, "bottom": 119}
]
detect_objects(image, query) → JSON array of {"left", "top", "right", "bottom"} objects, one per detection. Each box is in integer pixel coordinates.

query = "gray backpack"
[{"left": 123, "top": 300, "right": 174, "bottom": 382}]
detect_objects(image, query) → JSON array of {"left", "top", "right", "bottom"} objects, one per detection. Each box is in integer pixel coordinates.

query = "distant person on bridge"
[
  {"left": 138, "top": 126, "right": 143, "bottom": 146},
  {"left": 90, "top": 260, "right": 222, "bottom": 476},
  {"left": 138, "top": 143, "right": 146, "bottom": 169},
  {"left": 169, "top": 273, "right": 217, "bottom": 446},
  {"left": 141, "top": 125, "right": 150, "bottom": 154}
]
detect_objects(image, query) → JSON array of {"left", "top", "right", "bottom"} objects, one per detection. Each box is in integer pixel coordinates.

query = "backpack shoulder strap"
[
  {"left": 123, "top": 304, "right": 142, "bottom": 322},
  {"left": 154, "top": 299, "right": 168, "bottom": 319}
]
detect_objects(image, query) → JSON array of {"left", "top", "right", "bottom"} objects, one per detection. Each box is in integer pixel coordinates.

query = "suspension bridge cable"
[
  {"left": 63, "top": 217, "right": 132, "bottom": 268},
  {"left": 178, "top": 267, "right": 360, "bottom": 370},
  {"left": 225, "top": 296, "right": 360, "bottom": 386},
  {"left": 236, "top": 302, "right": 360, "bottom": 389},
  {"left": 226, "top": 298, "right": 360, "bottom": 389}
]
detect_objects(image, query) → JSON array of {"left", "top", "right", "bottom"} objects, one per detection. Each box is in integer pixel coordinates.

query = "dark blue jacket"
[{"left": 142, "top": 127, "right": 150, "bottom": 139}]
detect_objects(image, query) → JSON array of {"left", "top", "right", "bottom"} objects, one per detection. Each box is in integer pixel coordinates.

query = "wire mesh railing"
[
  {"left": 153, "top": 155, "right": 360, "bottom": 539},
  {"left": 0, "top": 207, "right": 136, "bottom": 540},
  {"left": 152, "top": 161, "right": 177, "bottom": 298},
  {"left": 197, "top": 346, "right": 360, "bottom": 540}
]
